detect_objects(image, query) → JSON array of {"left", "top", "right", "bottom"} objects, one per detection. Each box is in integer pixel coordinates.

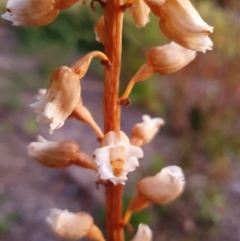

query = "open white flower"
[
  {"left": 30, "top": 66, "right": 80, "bottom": 134},
  {"left": 131, "top": 114, "right": 165, "bottom": 146},
  {"left": 131, "top": 223, "right": 152, "bottom": 241},
  {"left": 2, "top": 0, "right": 80, "bottom": 26},
  {"left": 93, "top": 131, "right": 143, "bottom": 185}
]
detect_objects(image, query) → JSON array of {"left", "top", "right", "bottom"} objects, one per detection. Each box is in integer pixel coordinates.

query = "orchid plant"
[{"left": 2, "top": 0, "right": 213, "bottom": 240}]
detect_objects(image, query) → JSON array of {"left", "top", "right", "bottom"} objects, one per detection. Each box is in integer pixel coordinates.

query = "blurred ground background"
[{"left": 0, "top": 0, "right": 240, "bottom": 240}]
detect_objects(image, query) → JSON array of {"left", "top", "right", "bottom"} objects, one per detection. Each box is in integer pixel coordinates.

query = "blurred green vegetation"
[{"left": 1, "top": 0, "right": 240, "bottom": 240}]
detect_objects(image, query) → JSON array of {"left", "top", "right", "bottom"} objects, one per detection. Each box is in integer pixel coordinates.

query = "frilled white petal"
[{"left": 93, "top": 141, "right": 143, "bottom": 185}]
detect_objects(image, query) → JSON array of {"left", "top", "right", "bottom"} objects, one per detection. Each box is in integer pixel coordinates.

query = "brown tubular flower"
[
  {"left": 130, "top": 0, "right": 150, "bottom": 28},
  {"left": 2, "top": 0, "right": 81, "bottom": 27},
  {"left": 28, "top": 135, "right": 97, "bottom": 171}
]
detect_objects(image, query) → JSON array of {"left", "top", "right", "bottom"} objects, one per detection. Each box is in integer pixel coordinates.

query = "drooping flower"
[
  {"left": 130, "top": 0, "right": 150, "bottom": 28},
  {"left": 46, "top": 208, "right": 106, "bottom": 241},
  {"left": 158, "top": 0, "right": 214, "bottom": 52},
  {"left": 93, "top": 131, "right": 143, "bottom": 185},
  {"left": 131, "top": 223, "right": 153, "bottom": 241},
  {"left": 119, "top": 42, "right": 196, "bottom": 102},
  {"left": 2, "top": 0, "right": 81, "bottom": 26},
  {"left": 131, "top": 114, "right": 165, "bottom": 146},
  {"left": 143, "top": 0, "right": 213, "bottom": 52},
  {"left": 147, "top": 41, "right": 196, "bottom": 74},
  {"left": 30, "top": 66, "right": 80, "bottom": 134},
  {"left": 30, "top": 51, "right": 109, "bottom": 134}
]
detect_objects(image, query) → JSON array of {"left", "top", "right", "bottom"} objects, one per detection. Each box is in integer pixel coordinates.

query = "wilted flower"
[
  {"left": 157, "top": 0, "right": 214, "bottom": 52},
  {"left": 93, "top": 131, "right": 143, "bottom": 185},
  {"left": 30, "top": 66, "right": 80, "bottom": 134},
  {"left": 28, "top": 135, "right": 79, "bottom": 168},
  {"left": 2, "top": 0, "right": 81, "bottom": 26},
  {"left": 46, "top": 208, "right": 105, "bottom": 241},
  {"left": 138, "top": 165, "right": 185, "bottom": 204},
  {"left": 131, "top": 114, "right": 165, "bottom": 146},
  {"left": 131, "top": 223, "right": 152, "bottom": 241},
  {"left": 28, "top": 135, "right": 97, "bottom": 170},
  {"left": 130, "top": 0, "right": 150, "bottom": 28}
]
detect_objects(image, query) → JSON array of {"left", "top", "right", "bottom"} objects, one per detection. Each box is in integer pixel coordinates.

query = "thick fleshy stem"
[{"left": 103, "top": 0, "right": 124, "bottom": 240}]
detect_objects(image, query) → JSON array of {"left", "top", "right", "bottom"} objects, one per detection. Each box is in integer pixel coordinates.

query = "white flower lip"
[{"left": 93, "top": 131, "right": 143, "bottom": 185}]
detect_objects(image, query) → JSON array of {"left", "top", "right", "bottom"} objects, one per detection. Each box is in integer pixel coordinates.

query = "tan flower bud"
[
  {"left": 158, "top": 0, "right": 214, "bottom": 52},
  {"left": 138, "top": 166, "right": 185, "bottom": 204},
  {"left": 46, "top": 208, "right": 106, "bottom": 241},
  {"left": 147, "top": 42, "right": 196, "bottom": 75},
  {"left": 130, "top": 0, "right": 150, "bottom": 28},
  {"left": 131, "top": 115, "right": 165, "bottom": 146},
  {"left": 94, "top": 16, "right": 105, "bottom": 44},
  {"left": 131, "top": 223, "right": 152, "bottom": 241},
  {"left": 30, "top": 66, "right": 80, "bottom": 134},
  {"left": 28, "top": 136, "right": 80, "bottom": 168}
]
